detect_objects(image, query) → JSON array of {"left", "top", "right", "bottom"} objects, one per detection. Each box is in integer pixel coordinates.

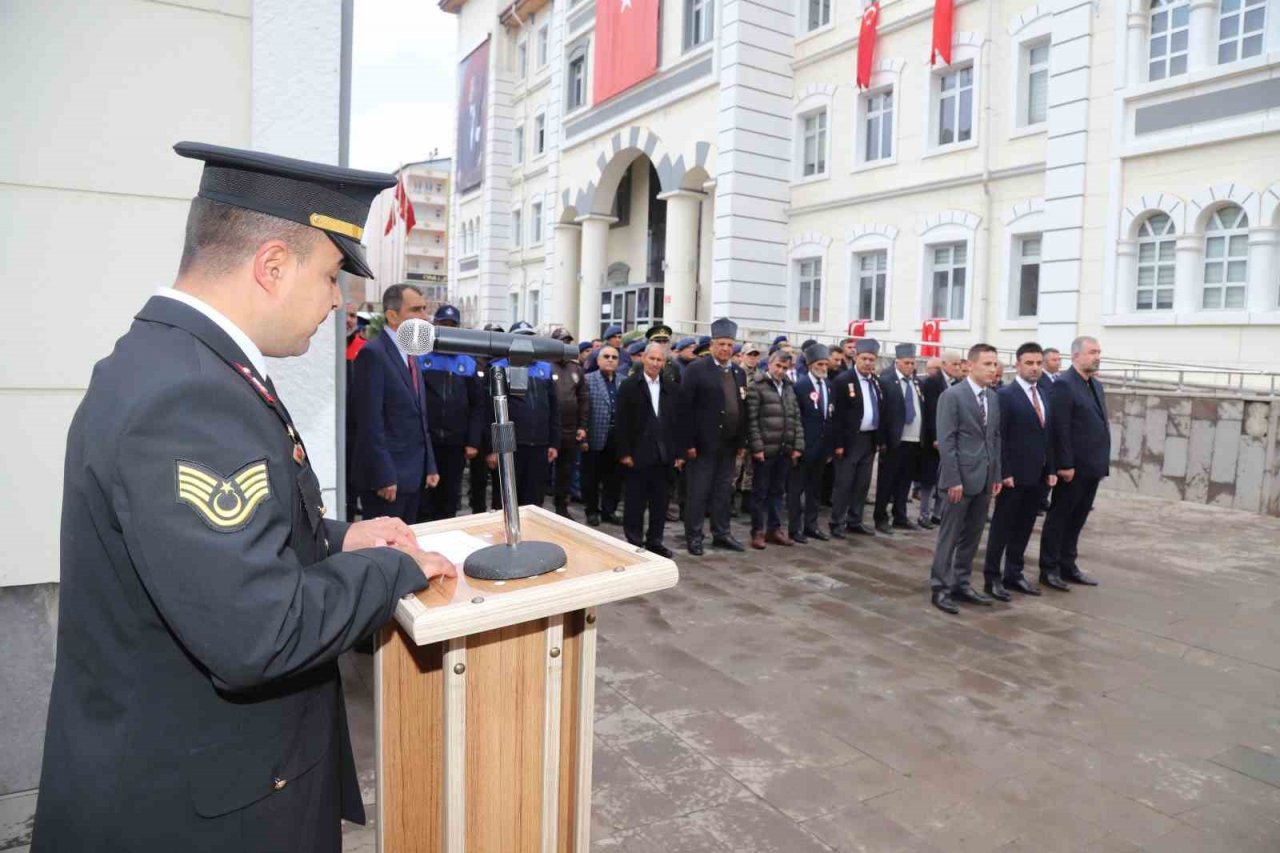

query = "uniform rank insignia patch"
[{"left": 175, "top": 459, "right": 271, "bottom": 531}]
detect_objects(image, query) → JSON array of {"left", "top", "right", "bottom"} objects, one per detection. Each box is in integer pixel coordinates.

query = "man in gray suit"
[{"left": 929, "top": 343, "right": 1004, "bottom": 614}]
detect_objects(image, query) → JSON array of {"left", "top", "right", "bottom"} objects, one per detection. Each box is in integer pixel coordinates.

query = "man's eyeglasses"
[{"left": 599, "top": 354, "right": 618, "bottom": 360}]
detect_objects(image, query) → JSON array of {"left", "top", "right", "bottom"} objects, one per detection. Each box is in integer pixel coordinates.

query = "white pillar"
[
  {"left": 577, "top": 214, "right": 616, "bottom": 339},
  {"left": 554, "top": 223, "right": 582, "bottom": 336},
  {"left": 656, "top": 190, "right": 702, "bottom": 335},
  {"left": 1174, "top": 234, "right": 1202, "bottom": 314},
  {"left": 1126, "top": 12, "right": 1149, "bottom": 87},
  {"left": 1247, "top": 227, "right": 1280, "bottom": 313},
  {"left": 1188, "top": 0, "right": 1218, "bottom": 71},
  {"left": 1114, "top": 239, "right": 1138, "bottom": 314}
]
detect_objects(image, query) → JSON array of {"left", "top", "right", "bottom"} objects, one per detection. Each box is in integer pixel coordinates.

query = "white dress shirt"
[
  {"left": 966, "top": 376, "right": 988, "bottom": 422},
  {"left": 857, "top": 372, "right": 878, "bottom": 432},
  {"left": 897, "top": 371, "right": 922, "bottom": 443},
  {"left": 1016, "top": 375, "right": 1046, "bottom": 424},
  {"left": 644, "top": 372, "right": 661, "bottom": 416},
  {"left": 155, "top": 287, "right": 267, "bottom": 378}
]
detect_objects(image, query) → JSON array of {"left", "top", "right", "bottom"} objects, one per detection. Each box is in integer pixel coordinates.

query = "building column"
[
  {"left": 1188, "top": 0, "right": 1218, "bottom": 71},
  {"left": 1113, "top": 239, "right": 1138, "bottom": 314},
  {"left": 553, "top": 223, "right": 582, "bottom": 336},
  {"left": 576, "top": 214, "right": 616, "bottom": 339},
  {"left": 656, "top": 190, "right": 702, "bottom": 334},
  {"left": 1126, "top": 12, "right": 1149, "bottom": 87},
  {"left": 1247, "top": 227, "right": 1280, "bottom": 313},
  {"left": 1174, "top": 234, "right": 1202, "bottom": 314}
]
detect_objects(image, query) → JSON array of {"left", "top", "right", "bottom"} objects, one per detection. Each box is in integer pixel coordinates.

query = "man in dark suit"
[
  {"left": 984, "top": 342, "right": 1058, "bottom": 600},
  {"left": 582, "top": 345, "right": 623, "bottom": 526},
  {"left": 677, "top": 317, "right": 748, "bottom": 555},
  {"left": 1039, "top": 336, "right": 1109, "bottom": 589},
  {"left": 1041, "top": 347, "right": 1063, "bottom": 385},
  {"left": 828, "top": 338, "right": 884, "bottom": 539},
  {"left": 918, "top": 351, "right": 964, "bottom": 528},
  {"left": 418, "top": 303, "right": 485, "bottom": 521},
  {"left": 549, "top": 328, "right": 589, "bottom": 518},
  {"left": 353, "top": 283, "right": 439, "bottom": 524},
  {"left": 33, "top": 143, "right": 455, "bottom": 853},
  {"left": 929, "top": 344, "right": 1004, "bottom": 614},
  {"left": 484, "top": 321, "right": 560, "bottom": 508},
  {"left": 789, "top": 343, "right": 836, "bottom": 543},
  {"left": 617, "top": 342, "right": 681, "bottom": 557},
  {"left": 874, "top": 343, "right": 927, "bottom": 534}
]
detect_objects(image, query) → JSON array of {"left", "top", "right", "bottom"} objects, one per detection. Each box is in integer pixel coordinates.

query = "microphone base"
[{"left": 463, "top": 540, "right": 567, "bottom": 581}]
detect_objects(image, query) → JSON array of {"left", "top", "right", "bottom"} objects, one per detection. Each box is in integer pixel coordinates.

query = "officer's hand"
[
  {"left": 1058, "top": 468, "right": 1075, "bottom": 483},
  {"left": 1046, "top": 474, "right": 1059, "bottom": 487},
  {"left": 486, "top": 453, "right": 498, "bottom": 470},
  {"left": 575, "top": 429, "right": 587, "bottom": 442},
  {"left": 791, "top": 450, "right": 802, "bottom": 463},
  {"left": 393, "top": 545, "right": 457, "bottom": 581},
  {"left": 737, "top": 448, "right": 746, "bottom": 460},
  {"left": 948, "top": 485, "right": 964, "bottom": 504},
  {"left": 377, "top": 484, "right": 398, "bottom": 502},
  {"left": 464, "top": 446, "right": 479, "bottom": 461},
  {"left": 991, "top": 482, "right": 1004, "bottom": 498},
  {"left": 1002, "top": 476, "right": 1015, "bottom": 488},
  {"left": 674, "top": 459, "right": 685, "bottom": 470},
  {"left": 343, "top": 517, "right": 417, "bottom": 551},
  {"left": 686, "top": 448, "right": 697, "bottom": 460},
  {"left": 835, "top": 447, "right": 845, "bottom": 459},
  {"left": 426, "top": 474, "right": 441, "bottom": 489},
  {"left": 620, "top": 455, "right": 634, "bottom": 468},
  {"left": 752, "top": 451, "right": 765, "bottom": 462},
  {"left": 547, "top": 447, "right": 559, "bottom": 462}
]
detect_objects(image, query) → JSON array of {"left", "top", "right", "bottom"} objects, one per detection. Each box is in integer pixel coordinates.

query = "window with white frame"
[
  {"left": 1218, "top": 0, "right": 1266, "bottom": 63},
  {"left": 1149, "top": 0, "right": 1189, "bottom": 81},
  {"left": 797, "top": 258, "right": 823, "bottom": 323},
  {"left": 534, "top": 113, "right": 546, "bottom": 154},
  {"left": 1202, "top": 206, "right": 1249, "bottom": 309},
  {"left": 567, "top": 53, "right": 587, "bottom": 111},
  {"left": 537, "top": 24, "right": 549, "bottom": 68},
  {"left": 685, "top": 0, "right": 713, "bottom": 49},
  {"left": 800, "top": 109, "right": 828, "bottom": 177},
  {"left": 930, "top": 243, "right": 968, "bottom": 320},
  {"left": 511, "top": 209, "right": 523, "bottom": 248},
  {"left": 936, "top": 66, "right": 974, "bottom": 147},
  {"left": 855, "top": 251, "right": 887, "bottom": 322},
  {"left": 1136, "top": 213, "right": 1176, "bottom": 310},
  {"left": 807, "top": 0, "right": 831, "bottom": 32},
  {"left": 510, "top": 292, "right": 520, "bottom": 324},
  {"left": 528, "top": 290, "right": 541, "bottom": 327},
  {"left": 1022, "top": 41, "right": 1049, "bottom": 127},
  {"left": 863, "top": 90, "right": 893, "bottom": 162},
  {"left": 513, "top": 125, "right": 524, "bottom": 165},
  {"left": 516, "top": 40, "right": 528, "bottom": 79},
  {"left": 530, "top": 201, "right": 544, "bottom": 245},
  {"left": 1015, "top": 235, "right": 1041, "bottom": 318}
]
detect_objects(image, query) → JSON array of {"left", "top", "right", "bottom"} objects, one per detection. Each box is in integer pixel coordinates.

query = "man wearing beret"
[
  {"left": 874, "top": 343, "right": 928, "bottom": 534},
  {"left": 33, "top": 143, "right": 456, "bottom": 852},
  {"left": 829, "top": 338, "right": 885, "bottom": 538},
  {"left": 673, "top": 336, "right": 698, "bottom": 377}
]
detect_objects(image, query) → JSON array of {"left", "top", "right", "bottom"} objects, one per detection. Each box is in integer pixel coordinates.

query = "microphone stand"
[{"left": 463, "top": 364, "right": 568, "bottom": 580}]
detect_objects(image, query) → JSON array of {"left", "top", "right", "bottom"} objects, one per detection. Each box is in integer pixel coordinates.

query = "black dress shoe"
[
  {"left": 847, "top": 523, "right": 876, "bottom": 536},
  {"left": 586, "top": 513, "right": 601, "bottom": 527},
  {"left": 828, "top": 526, "right": 847, "bottom": 539},
  {"left": 1062, "top": 570, "right": 1099, "bottom": 586},
  {"left": 805, "top": 528, "right": 830, "bottom": 542},
  {"left": 930, "top": 515, "right": 943, "bottom": 525},
  {"left": 932, "top": 590, "right": 960, "bottom": 614},
  {"left": 711, "top": 535, "right": 746, "bottom": 552},
  {"left": 1007, "top": 577, "right": 1042, "bottom": 596},
  {"left": 646, "top": 543, "right": 675, "bottom": 558},
  {"left": 892, "top": 519, "right": 921, "bottom": 531},
  {"left": 874, "top": 522, "right": 896, "bottom": 536},
  {"left": 1039, "top": 572, "right": 1071, "bottom": 592},
  {"left": 687, "top": 539, "right": 705, "bottom": 556},
  {"left": 917, "top": 518, "right": 936, "bottom": 530},
  {"left": 791, "top": 532, "right": 809, "bottom": 544},
  {"left": 983, "top": 580, "right": 1012, "bottom": 602},
  {"left": 952, "top": 586, "right": 994, "bottom": 606},
  {"left": 600, "top": 513, "right": 620, "bottom": 525}
]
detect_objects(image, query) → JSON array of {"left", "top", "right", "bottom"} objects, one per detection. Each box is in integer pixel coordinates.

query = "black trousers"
[
  {"left": 1038, "top": 475, "right": 1100, "bottom": 577},
  {"left": 508, "top": 445, "right": 550, "bottom": 507},
  {"left": 983, "top": 482, "right": 1043, "bottom": 583},
  {"left": 749, "top": 453, "right": 790, "bottom": 533},
  {"left": 874, "top": 440, "right": 921, "bottom": 525},
  {"left": 685, "top": 444, "right": 737, "bottom": 542},
  {"left": 360, "top": 489, "right": 420, "bottom": 525},
  {"left": 830, "top": 432, "right": 877, "bottom": 529},
  {"left": 554, "top": 439, "right": 581, "bottom": 509},
  {"left": 468, "top": 454, "right": 500, "bottom": 513},
  {"left": 420, "top": 444, "right": 466, "bottom": 522},
  {"left": 582, "top": 439, "right": 621, "bottom": 516},
  {"left": 624, "top": 463, "right": 670, "bottom": 547},
  {"left": 788, "top": 456, "right": 826, "bottom": 535}
]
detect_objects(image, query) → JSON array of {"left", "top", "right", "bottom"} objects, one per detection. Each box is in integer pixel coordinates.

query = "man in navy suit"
[
  {"left": 352, "top": 284, "right": 439, "bottom": 523},
  {"left": 983, "top": 342, "right": 1057, "bottom": 600},
  {"left": 828, "top": 339, "right": 884, "bottom": 539},
  {"left": 616, "top": 343, "right": 682, "bottom": 557},
  {"left": 1039, "top": 336, "right": 1109, "bottom": 590},
  {"left": 874, "top": 343, "right": 927, "bottom": 534},
  {"left": 789, "top": 343, "right": 836, "bottom": 543}
]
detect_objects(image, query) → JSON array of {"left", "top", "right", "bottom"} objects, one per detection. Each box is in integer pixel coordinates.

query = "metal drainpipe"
[
  {"left": 976, "top": 0, "right": 995, "bottom": 343},
  {"left": 511, "top": 5, "right": 530, "bottom": 319}
]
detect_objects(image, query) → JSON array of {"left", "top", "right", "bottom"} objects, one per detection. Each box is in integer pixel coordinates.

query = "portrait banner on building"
[
  {"left": 456, "top": 39, "right": 490, "bottom": 193},
  {"left": 594, "top": 0, "right": 660, "bottom": 105}
]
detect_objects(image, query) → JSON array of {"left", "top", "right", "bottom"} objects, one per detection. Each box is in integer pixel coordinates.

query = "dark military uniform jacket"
[
  {"left": 419, "top": 351, "right": 485, "bottom": 449},
  {"left": 32, "top": 296, "right": 427, "bottom": 853},
  {"left": 482, "top": 359, "right": 560, "bottom": 447}
]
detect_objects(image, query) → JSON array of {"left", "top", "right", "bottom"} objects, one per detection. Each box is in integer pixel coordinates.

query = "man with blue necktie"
[{"left": 874, "top": 343, "right": 927, "bottom": 534}]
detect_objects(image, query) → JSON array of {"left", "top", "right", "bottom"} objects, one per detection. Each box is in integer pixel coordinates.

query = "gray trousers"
[
  {"left": 929, "top": 486, "right": 992, "bottom": 592},
  {"left": 685, "top": 445, "right": 736, "bottom": 542},
  {"left": 919, "top": 484, "right": 938, "bottom": 522},
  {"left": 830, "top": 432, "right": 877, "bottom": 529}
]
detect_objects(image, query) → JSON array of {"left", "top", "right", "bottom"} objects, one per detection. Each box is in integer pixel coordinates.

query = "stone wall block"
[
  {"left": 1217, "top": 400, "right": 1245, "bottom": 421},
  {"left": 1168, "top": 414, "right": 1191, "bottom": 438},
  {"left": 1244, "top": 401, "right": 1271, "bottom": 439},
  {"left": 1184, "top": 420, "right": 1216, "bottom": 503},
  {"left": 1143, "top": 407, "right": 1169, "bottom": 455},
  {"left": 1234, "top": 436, "right": 1265, "bottom": 512},
  {"left": 1192, "top": 399, "right": 1218, "bottom": 420},
  {"left": 1210, "top": 420, "right": 1242, "bottom": 484},
  {"left": 1109, "top": 423, "right": 1123, "bottom": 462},
  {"left": 1123, "top": 394, "right": 1145, "bottom": 416},
  {"left": 1208, "top": 482, "right": 1236, "bottom": 507},
  {"left": 1162, "top": 435, "right": 1190, "bottom": 478},
  {"left": 1169, "top": 398, "right": 1193, "bottom": 417},
  {"left": 1121, "top": 416, "right": 1145, "bottom": 465}
]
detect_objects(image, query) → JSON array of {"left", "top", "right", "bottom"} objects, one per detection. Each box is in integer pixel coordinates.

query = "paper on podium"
[{"left": 416, "top": 529, "right": 491, "bottom": 566}]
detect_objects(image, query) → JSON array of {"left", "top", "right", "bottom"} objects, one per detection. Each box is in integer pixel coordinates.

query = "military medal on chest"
[{"left": 288, "top": 424, "right": 306, "bottom": 465}]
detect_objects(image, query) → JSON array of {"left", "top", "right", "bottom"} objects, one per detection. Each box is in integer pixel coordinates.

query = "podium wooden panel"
[{"left": 375, "top": 505, "right": 679, "bottom": 852}]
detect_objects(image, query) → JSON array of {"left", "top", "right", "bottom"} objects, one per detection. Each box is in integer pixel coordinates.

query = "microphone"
[{"left": 395, "top": 318, "right": 576, "bottom": 363}]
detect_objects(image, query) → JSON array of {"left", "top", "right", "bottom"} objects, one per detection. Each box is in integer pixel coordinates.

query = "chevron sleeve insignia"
[{"left": 175, "top": 458, "right": 272, "bottom": 532}]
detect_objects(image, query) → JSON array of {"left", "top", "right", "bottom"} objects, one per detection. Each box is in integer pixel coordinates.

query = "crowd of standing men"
[{"left": 347, "top": 283, "right": 1111, "bottom": 613}]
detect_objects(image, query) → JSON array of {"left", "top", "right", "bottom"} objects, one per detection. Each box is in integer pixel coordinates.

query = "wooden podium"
[{"left": 374, "top": 505, "right": 679, "bottom": 852}]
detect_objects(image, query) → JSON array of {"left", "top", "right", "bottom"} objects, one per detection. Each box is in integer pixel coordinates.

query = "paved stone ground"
[{"left": 341, "top": 491, "right": 1280, "bottom": 852}]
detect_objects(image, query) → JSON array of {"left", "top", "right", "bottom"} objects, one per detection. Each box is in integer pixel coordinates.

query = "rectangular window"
[
  {"left": 855, "top": 251, "right": 887, "bottom": 322},
  {"left": 685, "top": 0, "right": 713, "bottom": 49},
  {"left": 1025, "top": 42, "right": 1049, "bottom": 126},
  {"left": 797, "top": 258, "right": 822, "bottom": 323},
  {"left": 530, "top": 201, "right": 543, "bottom": 245},
  {"left": 863, "top": 90, "right": 893, "bottom": 162},
  {"left": 937, "top": 66, "right": 974, "bottom": 146},
  {"left": 1149, "top": 0, "right": 1190, "bottom": 80},
  {"left": 1218, "top": 0, "right": 1266, "bottom": 63},
  {"left": 511, "top": 209, "right": 523, "bottom": 248},
  {"left": 529, "top": 292, "right": 541, "bottom": 327},
  {"left": 510, "top": 292, "right": 520, "bottom": 324},
  {"left": 930, "top": 243, "right": 968, "bottom": 320},
  {"left": 1136, "top": 239, "right": 1176, "bottom": 309},
  {"left": 567, "top": 56, "right": 586, "bottom": 111},
  {"left": 516, "top": 41, "right": 528, "bottom": 79},
  {"left": 807, "top": 0, "right": 831, "bottom": 31},
  {"left": 1016, "top": 235, "right": 1041, "bottom": 318},
  {"left": 534, "top": 113, "right": 546, "bottom": 154},
  {"left": 537, "top": 25, "right": 549, "bottom": 68},
  {"left": 801, "top": 109, "right": 828, "bottom": 177},
  {"left": 513, "top": 125, "right": 524, "bottom": 165}
]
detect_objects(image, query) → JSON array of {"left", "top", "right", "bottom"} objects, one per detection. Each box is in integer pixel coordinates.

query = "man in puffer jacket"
[{"left": 745, "top": 350, "right": 805, "bottom": 549}]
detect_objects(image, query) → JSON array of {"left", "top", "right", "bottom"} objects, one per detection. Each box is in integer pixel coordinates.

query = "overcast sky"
[{"left": 350, "top": 0, "right": 458, "bottom": 173}]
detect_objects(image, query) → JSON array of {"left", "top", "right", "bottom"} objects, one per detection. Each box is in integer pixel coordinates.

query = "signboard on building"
[{"left": 456, "top": 39, "right": 489, "bottom": 193}]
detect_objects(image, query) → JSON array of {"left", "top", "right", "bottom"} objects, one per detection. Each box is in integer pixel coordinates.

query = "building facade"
[
  {"left": 365, "top": 157, "right": 454, "bottom": 309},
  {"left": 443, "top": 0, "right": 1280, "bottom": 366}
]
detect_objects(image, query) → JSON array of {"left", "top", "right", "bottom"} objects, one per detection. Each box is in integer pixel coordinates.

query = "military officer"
[
  {"left": 418, "top": 303, "right": 485, "bottom": 521},
  {"left": 483, "top": 320, "right": 560, "bottom": 507},
  {"left": 32, "top": 142, "right": 456, "bottom": 853}
]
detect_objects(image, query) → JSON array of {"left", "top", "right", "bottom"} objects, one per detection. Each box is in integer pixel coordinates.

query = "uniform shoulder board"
[{"left": 175, "top": 458, "right": 271, "bottom": 532}]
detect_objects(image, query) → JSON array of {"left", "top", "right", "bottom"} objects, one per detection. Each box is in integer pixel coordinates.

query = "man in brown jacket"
[
  {"left": 745, "top": 350, "right": 804, "bottom": 549},
  {"left": 550, "top": 328, "right": 589, "bottom": 518}
]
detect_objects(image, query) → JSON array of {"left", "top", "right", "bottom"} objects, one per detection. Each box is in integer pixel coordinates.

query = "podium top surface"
[{"left": 395, "top": 505, "right": 679, "bottom": 645}]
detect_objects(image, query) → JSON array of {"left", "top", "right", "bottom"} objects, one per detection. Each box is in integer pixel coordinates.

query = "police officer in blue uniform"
[
  {"left": 482, "top": 321, "right": 560, "bottom": 507},
  {"left": 32, "top": 142, "right": 456, "bottom": 853},
  {"left": 417, "top": 303, "right": 485, "bottom": 521}
]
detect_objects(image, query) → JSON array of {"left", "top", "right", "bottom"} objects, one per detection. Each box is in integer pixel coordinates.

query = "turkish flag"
[
  {"left": 921, "top": 319, "right": 942, "bottom": 357},
  {"left": 393, "top": 178, "right": 417, "bottom": 234},
  {"left": 931, "top": 0, "right": 954, "bottom": 65},
  {"left": 383, "top": 205, "right": 396, "bottom": 237},
  {"left": 857, "top": 2, "right": 880, "bottom": 89},
  {"left": 594, "top": 0, "right": 660, "bottom": 105}
]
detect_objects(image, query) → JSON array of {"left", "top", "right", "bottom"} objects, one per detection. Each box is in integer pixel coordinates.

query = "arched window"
[
  {"left": 1149, "top": 0, "right": 1189, "bottom": 81},
  {"left": 1136, "top": 213, "right": 1176, "bottom": 310},
  {"left": 1202, "top": 206, "right": 1249, "bottom": 309},
  {"left": 1217, "top": 0, "right": 1266, "bottom": 64}
]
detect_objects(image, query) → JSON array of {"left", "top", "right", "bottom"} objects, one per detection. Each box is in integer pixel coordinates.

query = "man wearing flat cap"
[
  {"left": 829, "top": 338, "right": 886, "bottom": 538},
  {"left": 789, "top": 343, "right": 837, "bottom": 543},
  {"left": 676, "top": 317, "right": 748, "bottom": 555},
  {"left": 673, "top": 336, "right": 697, "bottom": 378},
  {"left": 33, "top": 143, "right": 456, "bottom": 853},
  {"left": 874, "top": 343, "right": 929, "bottom": 534}
]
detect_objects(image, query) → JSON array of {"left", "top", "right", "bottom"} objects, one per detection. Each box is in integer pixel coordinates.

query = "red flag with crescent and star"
[
  {"left": 857, "top": 1, "right": 880, "bottom": 89},
  {"left": 931, "top": 0, "right": 954, "bottom": 65},
  {"left": 593, "top": 0, "right": 660, "bottom": 105}
]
